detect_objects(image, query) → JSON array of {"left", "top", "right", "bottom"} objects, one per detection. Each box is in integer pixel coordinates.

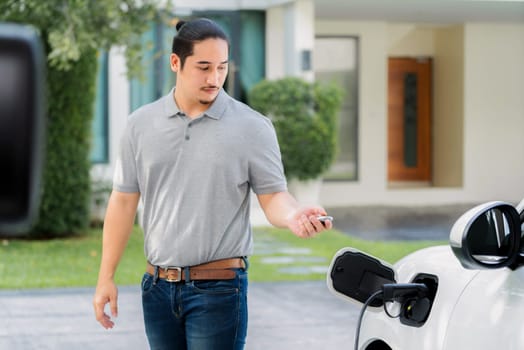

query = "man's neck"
[{"left": 173, "top": 90, "right": 213, "bottom": 119}]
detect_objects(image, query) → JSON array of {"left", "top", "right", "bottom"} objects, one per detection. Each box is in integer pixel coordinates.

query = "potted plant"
[{"left": 248, "top": 77, "right": 342, "bottom": 203}]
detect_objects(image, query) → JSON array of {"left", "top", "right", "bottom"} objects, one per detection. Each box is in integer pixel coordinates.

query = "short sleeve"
[
  {"left": 113, "top": 123, "right": 140, "bottom": 193},
  {"left": 249, "top": 119, "right": 287, "bottom": 194}
]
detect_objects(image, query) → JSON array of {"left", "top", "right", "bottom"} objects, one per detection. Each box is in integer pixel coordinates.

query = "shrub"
[
  {"left": 31, "top": 49, "right": 98, "bottom": 236},
  {"left": 248, "top": 77, "right": 342, "bottom": 181}
]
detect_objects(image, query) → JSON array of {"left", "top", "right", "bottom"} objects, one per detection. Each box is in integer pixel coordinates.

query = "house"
[{"left": 90, "top": 0, "right": 524, "bottom": 218}]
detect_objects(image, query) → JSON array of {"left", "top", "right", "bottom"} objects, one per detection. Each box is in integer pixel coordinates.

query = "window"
[
  {"left": 129, "top": 11, "right": 266, "bottom": 110},
  {"left": 201, "top": 11, "right": 265, "bottom": 102},
  {"left": 314, "top": 36, "right": 359, "bottom": 181},
  {"left": 129, "top": 19, "right": 175, "bottom": 113},
  {"left": 91, "top": 51, "right": 109, "bottom": 163}
]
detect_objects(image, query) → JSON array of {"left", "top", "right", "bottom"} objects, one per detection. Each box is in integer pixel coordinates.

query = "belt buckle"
[{"left": 165, "top": 266, "right": 183, "bottom": 282}]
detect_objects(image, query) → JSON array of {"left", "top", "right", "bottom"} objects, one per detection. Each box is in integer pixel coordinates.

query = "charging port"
[{"left": 400, "top": 273, "right": 438, "bottom": 327}]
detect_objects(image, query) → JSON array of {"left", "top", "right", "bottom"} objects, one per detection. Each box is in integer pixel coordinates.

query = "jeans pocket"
[
  {"left": 141, "top": 273, "right": 155, "bottom": 295},
  {"left": 191, "top": 279, "right": 239, "bottom": 295},
  {"left": 191, "top": 269, "right": 247, "bottom": 295}
]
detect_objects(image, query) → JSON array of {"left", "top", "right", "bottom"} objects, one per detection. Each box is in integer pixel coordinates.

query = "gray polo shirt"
[{"left": 113, "top": 88, "right": 287, "bottom": 267}]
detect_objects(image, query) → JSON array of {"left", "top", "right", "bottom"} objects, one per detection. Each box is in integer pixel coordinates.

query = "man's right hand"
[
  {"left": 92, "top": 190, "right": 139, "bottom": 329},
  {"left": 93, "top": 280, "right": 119, "bottom": 329}
]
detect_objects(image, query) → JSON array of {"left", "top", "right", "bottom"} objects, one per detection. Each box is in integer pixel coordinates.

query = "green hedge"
[
  {"left": 32, "top": 49, "right": 98, "bottom": 236},
  {"left": 248, "top": 77, "right": 342, "bottom": 181},
  {"left": 0, "top": 1, "right": 161, "bottom": 237}
]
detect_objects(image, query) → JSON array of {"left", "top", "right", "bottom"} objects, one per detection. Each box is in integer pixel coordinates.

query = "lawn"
[{"left": 0, "top": 226, "right": 445, "bottom": 289}]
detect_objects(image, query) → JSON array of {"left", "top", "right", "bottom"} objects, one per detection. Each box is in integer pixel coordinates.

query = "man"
[{"left": 93, "top": 18, "right": 332, "bottom": 350}]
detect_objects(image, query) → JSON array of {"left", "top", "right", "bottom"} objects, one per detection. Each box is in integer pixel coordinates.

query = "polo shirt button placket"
[{"left": 185, "top": 123, "right": 191, "bottom": 141}]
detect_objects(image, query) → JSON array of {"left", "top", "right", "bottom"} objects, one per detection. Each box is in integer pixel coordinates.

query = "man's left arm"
[{"left": 257, "top": 191, "right": 332, "bottom": 238}]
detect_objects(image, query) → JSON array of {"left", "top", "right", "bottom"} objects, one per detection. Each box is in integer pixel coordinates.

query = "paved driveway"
[
  {"left": 327, "top": 204, "right": 475, "bottom": 241},
  {"left": 0, "top": 281, "right": 359, "bottom": 350}
]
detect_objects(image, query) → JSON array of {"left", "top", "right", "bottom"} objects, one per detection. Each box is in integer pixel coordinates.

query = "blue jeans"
[{"left": 141, "top": 268, "right": 248, "bottom": 350}]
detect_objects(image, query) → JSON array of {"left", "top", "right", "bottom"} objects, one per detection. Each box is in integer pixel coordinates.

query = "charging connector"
[
  {"left": 382, "top": 283, "right": 429, "bottom": 302},
  {"left": 354, "top": 283, "right": 429, "bottom": 350}
]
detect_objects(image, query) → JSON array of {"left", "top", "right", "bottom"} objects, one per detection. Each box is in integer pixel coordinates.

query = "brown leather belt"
[{"left": 146, "top": 258, "right": 245, "bottom": 282}]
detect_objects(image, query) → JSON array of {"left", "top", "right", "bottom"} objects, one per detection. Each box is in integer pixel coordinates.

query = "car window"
[
  {"left": 517, "top": 198, "right": 524, "bottom": 213},
  {"left": 518, "top": 199, "right": 523, "bottom": 236},
  {"left": 518, "top": 199, "right": 524, "bottom": 254},
  {"left": 468, "top": 209, "right": 513, "bottom": 262},
  {"left": 520, "top": 211, "right": 523, "bottom": 239}
]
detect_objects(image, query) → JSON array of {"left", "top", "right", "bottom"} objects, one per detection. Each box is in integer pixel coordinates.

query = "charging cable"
[
  {"left": 354, "top": 290, "right": 383, "bottom": 350},
  {"left": 354, "top": 283, "right": 428, "bottom": 350}
]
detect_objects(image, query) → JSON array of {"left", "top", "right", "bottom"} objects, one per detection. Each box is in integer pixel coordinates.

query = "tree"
[{"left": 0, "top": 0, "right": 168, "bottom": 236}]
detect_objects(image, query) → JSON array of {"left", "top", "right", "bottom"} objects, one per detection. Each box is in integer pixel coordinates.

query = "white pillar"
[
  {"left": 266, "top": 0, "right": 315, "bottom": 81},
  {"left": 91, "top": 46, "right": 130, "bottom": 183}
]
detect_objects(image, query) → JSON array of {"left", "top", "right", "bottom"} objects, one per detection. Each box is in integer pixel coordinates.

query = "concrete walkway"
[{"left": 0, "top": 282, "right": 359, "bottom": 350}]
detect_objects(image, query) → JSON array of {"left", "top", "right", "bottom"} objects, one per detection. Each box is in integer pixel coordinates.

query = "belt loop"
[
  {"left": 184, "top": 266, "right": 191, "bottom": 283},
  {"left": 242, "top": 256, "right": 249, "bottom": 271},
  {"left": 153, "top": 265, "right": 159, "bottom": 285}
]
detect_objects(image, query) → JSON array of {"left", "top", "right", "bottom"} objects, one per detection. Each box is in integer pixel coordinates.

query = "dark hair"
[{"left": 172, "top": 18, "right": 230, "bottom": 69}]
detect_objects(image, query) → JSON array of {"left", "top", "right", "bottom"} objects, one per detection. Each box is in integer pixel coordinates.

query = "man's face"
[{"left": 170, "top": 38, "right": 229, "bottom": 106}]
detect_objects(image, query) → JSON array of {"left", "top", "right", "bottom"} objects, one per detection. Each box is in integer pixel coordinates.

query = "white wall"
[
  {"left": 433, "top": 25, "right": 464, "bottom": 188},
  {"left": 387, "top": 24, "right": 435, "bottom": 56},
  {"left": 462, "top": 23, "right": 524, "bottom": 201},
  {"left": 266, "top": 6, "right": 286, "bottom": 79},
  {"left": 266, "top": 0, "right": 315, "bottom": 80},
  {"left": 316, "top": 20, "right": 392, "bottom": 205},
  {"left": 315, "top": 20, "right": 524, "bottom": 207}
]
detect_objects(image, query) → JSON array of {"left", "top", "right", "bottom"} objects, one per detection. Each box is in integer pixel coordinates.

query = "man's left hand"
[{"left": 288, "top": 207, "right": 333, "bottom": 238}]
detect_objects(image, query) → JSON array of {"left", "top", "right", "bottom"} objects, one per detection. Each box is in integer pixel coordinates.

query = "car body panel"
[
  {"left": 328, "top": 200, "right": 524, "bottom": 350},
  {"left": 358, "top": 246, "right": 480, "bottom": 350},
  {"left": 443, "top": 266, "right": 524, "bottom": 349}
]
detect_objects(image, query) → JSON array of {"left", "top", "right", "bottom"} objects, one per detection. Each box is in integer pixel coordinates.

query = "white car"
[{"left": 328, "top": 199, "right": 524, "bottom": 350}]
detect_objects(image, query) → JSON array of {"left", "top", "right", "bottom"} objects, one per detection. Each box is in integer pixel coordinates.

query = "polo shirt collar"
[{"left": 164, "top": 87, "right": 227, "bottom": 120}]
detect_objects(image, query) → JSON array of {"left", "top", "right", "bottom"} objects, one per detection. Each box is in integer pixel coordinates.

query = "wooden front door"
[{"left": 387, "top": 57, "right": 432, "bottom": 182}]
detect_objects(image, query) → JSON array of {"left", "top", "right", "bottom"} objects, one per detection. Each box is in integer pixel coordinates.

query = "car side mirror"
[
  {"left": 327, "top": 247, "right": 396, "bottom": 307},
  {"left": 0, "top": 23, "right": 46, "bottom": 233},
  {"left": 450, "top": 201, "right": 521, "bottom": 270}
]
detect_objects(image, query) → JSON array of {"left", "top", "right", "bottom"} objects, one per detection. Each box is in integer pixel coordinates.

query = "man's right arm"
[{"left": 93, "top": 190, "right": 140, "bottom": 329}]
